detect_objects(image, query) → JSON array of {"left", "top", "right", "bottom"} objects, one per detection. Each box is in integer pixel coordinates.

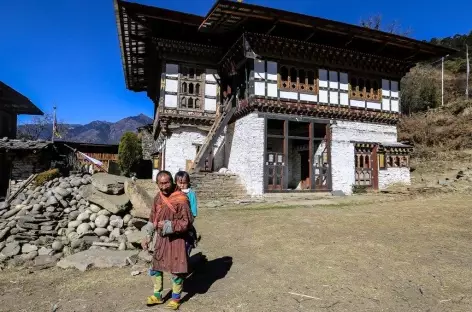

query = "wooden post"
[{"left": 308, "top": 122, "right": 314, "bottom": 190}]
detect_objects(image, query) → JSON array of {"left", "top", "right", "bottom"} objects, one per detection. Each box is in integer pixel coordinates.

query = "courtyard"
[{"left": 1, "top": 191, "right": 471, "bottom": 311}]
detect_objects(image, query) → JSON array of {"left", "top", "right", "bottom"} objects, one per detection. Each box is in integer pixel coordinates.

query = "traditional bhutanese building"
[{"left": 114, "top": 0, "right": 453, "bottom": 195}]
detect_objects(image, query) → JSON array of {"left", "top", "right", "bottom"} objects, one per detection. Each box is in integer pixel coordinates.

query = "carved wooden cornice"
[
  {"left": 159, "top": 113, "right": 215, "bottom": 135},
  {"left": 232, "top": 97, "right": 400, "bottom": 125}
]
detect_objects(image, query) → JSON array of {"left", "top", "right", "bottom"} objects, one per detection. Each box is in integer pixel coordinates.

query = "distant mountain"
[{"left": 17, "top": 114, "right": 152, "bottom": 144}]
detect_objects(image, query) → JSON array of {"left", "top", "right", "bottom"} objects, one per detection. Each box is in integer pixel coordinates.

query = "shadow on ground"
[{"left": 182, "top": 253, "right": 233, "bottom": 302}]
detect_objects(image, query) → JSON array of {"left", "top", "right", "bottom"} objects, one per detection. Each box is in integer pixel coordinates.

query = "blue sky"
[{"left": 1, "top": 0, "right": 470, "bottom": 125}]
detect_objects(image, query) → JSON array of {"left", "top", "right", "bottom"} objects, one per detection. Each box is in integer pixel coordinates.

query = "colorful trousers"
[{"left": 149, "top": 269, "right": 184, "bottom": 301}]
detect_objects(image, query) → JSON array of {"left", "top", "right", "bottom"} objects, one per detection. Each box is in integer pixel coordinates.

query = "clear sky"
[{"left": 1, "top": 0, "right": 470, "bottom": 125}]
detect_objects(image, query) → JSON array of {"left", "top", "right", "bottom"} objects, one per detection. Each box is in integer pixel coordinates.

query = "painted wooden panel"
[
  {"left": 165, "top": 64, "right": 179, "bottom": 78},
  {"left": 350, "top": 99, "right": 365, "bottom": 108},
  {"left": 319, "top": 69, "right": 328, "bottom": 88},
  {"left": 391, "top": 99, "right": 399, "bottom": 112},
  {"left": 266, "top": 61, "right": 278, "bottom": 81},
  {"left": 329, "top": 91, "right": 339, "bottom": 105},
  {"left": 382, "top": 98, "right": 390, "bottom": 111},
  {"left": 329, "top": 71, "right": 338, "bottom": 89},
  {"left": 382, "top": 79, "right": 390, "bottom": 97},
  {"left": 390, "top": 81, "right": 399, "bottom": 98},
  {"left": 204, "top": 98, "right": 217, "bottom": 112},
  {"left": 279, "top": 91, "right": 298, "bottom": 100},
  {"left": 164, "top": 94, "right": 177, "bottom": 108},
  {"left": 319, "top": 89, "right": 328, "bottom": 103},
  {"left": 255, "top": 82, "right": 266, "bottom": 96},
  {"left": 340, "top": 93, "right": 349, "bottom": 105},
  {"left": 339, "top": 72, "right": 348, "bottom": 91},
  {"left": 299, "top": 93, "right": 317, "bottom": 102},
  {"left": 205, "top": 83, "right": 217, "bottom": 97},
  {"left": 165, "top": 79, "right": 178, "bottom": 93},
  {"left": 254, "top": 60, "right": 265, "bottom": 80},
  {"left": 367, "top": 101, "right": 382, "bottom": 110},
  {"left": 205, "top": 74, "right": 217, "bottom": 82},
  {"left": 267, "top": 82, "right": 278, "bottom": 97}
]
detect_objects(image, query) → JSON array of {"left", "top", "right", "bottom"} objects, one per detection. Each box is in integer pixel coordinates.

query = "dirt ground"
[{"left": 1, "top": 191, "right": 472, "bottom": 312}]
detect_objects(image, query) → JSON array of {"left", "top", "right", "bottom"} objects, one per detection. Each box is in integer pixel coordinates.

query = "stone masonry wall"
[
  {"left": 138, "top": 127, "right": 154, "bottom": 161},
  {"left": 378, "top": 167, "right": 411, "bottom": 189},
  {"left": 226, "top": 113, "right": 265, "bottom": 196},
  {"left": 12, "top": 154, "right": 48, "bottom": 181},
  {"left": 330, "top": 121, "right": 399, "bottom": 195},
  {"left": 164, "top": 127, "right": 224, "bottom": 177}
]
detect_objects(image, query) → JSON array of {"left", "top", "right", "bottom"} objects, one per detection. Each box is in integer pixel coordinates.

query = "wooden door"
[
  {"left": 266, "top": 152, "right": 284, "bottom": 190},
  {"left": 354, "top": 145, "right": 378, "bottom": 189},
  {"left": 313, "top": 144, "right": 330, "bottom": 190}
]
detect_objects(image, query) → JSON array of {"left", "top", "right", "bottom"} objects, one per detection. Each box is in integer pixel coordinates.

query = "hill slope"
[{"left": 17, "top": 114, "right": 152, "bottom": 144}]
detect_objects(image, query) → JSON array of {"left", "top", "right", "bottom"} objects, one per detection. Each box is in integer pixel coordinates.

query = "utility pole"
[
  {"left": 52, "top": 106, "right": 56, "bottom": 143},
  {"left": 466, "top": 44, "right": 469, "bottom": 100}
]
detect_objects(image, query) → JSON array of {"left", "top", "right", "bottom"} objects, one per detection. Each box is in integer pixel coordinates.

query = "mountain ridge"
[{"left": 17, "top": 113, "right": 152, "bottom": 145}]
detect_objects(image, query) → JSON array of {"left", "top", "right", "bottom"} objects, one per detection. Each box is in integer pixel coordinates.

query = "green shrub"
[
  {"left": 118, "top": 132, "right": 142, "bottom": 177},
  {"left": 34, "top": 168, "right": 61, "bottom": 186},
  {"left": 352, "top": 185, "right": 368, "bottom": 194}
]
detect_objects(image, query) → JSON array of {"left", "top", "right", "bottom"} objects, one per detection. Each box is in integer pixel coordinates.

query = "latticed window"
[
  {"left": 278, "top": 65, "right": 317, "bottom": 93},
  {"left": 350, "top": 76, "right": 381, "bottom": 101},
  {"left": 178, "top": 65, "right": 205, "bottom": 110}
]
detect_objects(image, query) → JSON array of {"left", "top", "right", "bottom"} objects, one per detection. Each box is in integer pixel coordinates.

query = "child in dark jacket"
[{"left": 174, "top": 171, "right": 198, "bottom": 256}]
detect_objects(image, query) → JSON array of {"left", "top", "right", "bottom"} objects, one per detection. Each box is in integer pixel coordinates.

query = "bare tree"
[
  {"left": 17, "top": 113, "right": 68, "bottom": 141},
  {"left": 360, "top": 14, "right": 412, "bottom": 37}
]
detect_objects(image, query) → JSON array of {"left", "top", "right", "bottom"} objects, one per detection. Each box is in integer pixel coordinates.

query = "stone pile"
[{"left": 0, "top": 172, "right": 152, "bottom": 269}]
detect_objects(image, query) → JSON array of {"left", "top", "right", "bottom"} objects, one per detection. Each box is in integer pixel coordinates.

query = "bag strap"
[{"left": 159, "top": 192, "right": 177, "bottom": 213}]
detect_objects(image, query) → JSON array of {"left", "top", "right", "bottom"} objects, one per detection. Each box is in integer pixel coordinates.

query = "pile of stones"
[{"left": 0, "top": 172, "right": 153, "bottom": 269}]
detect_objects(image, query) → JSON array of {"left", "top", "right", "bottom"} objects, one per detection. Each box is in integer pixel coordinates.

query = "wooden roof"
[
  {"left": 115, "top": 0, "right": 456, "bottom": 92},
  {"left": 0, "top": 82, "right": 43, "bottom": 115}
]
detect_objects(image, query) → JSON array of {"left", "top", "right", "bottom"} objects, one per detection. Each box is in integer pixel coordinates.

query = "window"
[
  {"left": 178, "top": 65, "right": 205, "bottom": 110},
  {"left": 350, "top": 76, "right": 381, "bottom": 101},
  {"left": 385, "top": 154, "right": 409, "bottom": 168},
  {"left": 378, "top": 153, "right": 386, "bottom": 170},
  {"left": 278, "top": 65, "right": 317, "bottom": 93}
]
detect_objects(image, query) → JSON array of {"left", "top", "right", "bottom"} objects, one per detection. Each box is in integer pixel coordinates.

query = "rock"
[
  {"left": 59, "top": 199, "right": 69, "bottom": 208},
  {"left": 89, "top": 204, "right": 101, "bottom": 213},
  {"left": 77, "top": 223, "right": 91, "bottom": 235},
  {"left": 45, "top": 206, "right": 55, "bottom": 212},
  {"left": 91, "top": 173, "right": 126, "bottom": 195},
  {"left": 0, "top": 227, "right": 11, "bottom": 240},
  {"left": 20, "top": 250, "right": 38, "bottom": 261},
  {"left": 118, "top": 241, "right": 126, "bottom": 251},
  {"left": 0, "top": 242, "right": 20, "bottom": 258},
  {"left": 38, "top": 247, "right": 54, "bottom": 256},
  {"left": 41, "top": 225, "right": 54, "bottom": 231},
  {"left": 21, "top": 244, "right": 38, "bottom": 253},
  {"left": 32, "top": 204, "right": 41, "bottom": 211},
  {"left": 71, "top": 178, "right": 82, "bottom": 187},
  {"left": 46, "top": 196, "right": 58, "bottom": 206},
  {"left": 52, "top": 241, "right": 64, "bottom": 251},
  {"left": 94, "top": 228, "right": 109, "bottom": 236},
  {"left": 7, "top": 220, "right": 17, "bottom": 228},
  {"left": 123, "top": 214, "right": 132, "bottom": 225},
  {"left": 34, "top": 255, "right": 56, "bottom": 268},
  {"left": 1, "top": 207, "right": 22, "bottom": 219},
  {"left": 109, "top": 215, "right": 124, "bottom": 228},
  {"left": 125, "top": 180, "right": 153, "bottom": 219},
  {"left": 129, "top": 218, "right": 147, "bottom": 230},
  {"left": 110, "top": 228, "right": 121, "bottom": 240},
  {"left": 95, "top": 215, "right": 109, "bottom": 228},
  {"left": 71, "top": 238, "right": 85, "bottom": 249},
  {"left": 331, "top": 190, "right": 346, "bottom": 197},
  {"left": 65, "top": 228, "right": 76, "bottom": 236},
  {"left": 82, "top": 185, "right": 130, "bottom": 214},
  {"left": 126, "top": 230, "right": 147, "bottom": 244},
  {"left": 0, "top": 201, "right": 9, "bottom": 210},
  {"left": 77, "top": 212, "right": 90, "bottom": 222},
  {"left": 75, "top": 194, "right": 82, "bottom": 201},
  {"left": 54, "top": 252, "right": 64, "bottom": 260},
  {"left": 138, "top": 250, "right": 153, "bottom": 262},
  {"left": 97, "top": 209, "right": 111, "bottom": 216},
  {"left": 68, "top": 220, "right": 82, "bottom": 228},
  {"left": 56, "top": 249, "right": 140, "bottom": 271},
  {"left": 59, "top": 182, "right": 71, "bottom": 189},
  {"left": 69, "top": 211, "right": 80, "bottom": 221},
  {"left": 63, "top": 208, "right": 71, "bottom": 214},
  {"left": 89, "top": 213, "right": 97, "bottom": 222},
  {"left": 107, "top": 225, "right": 114, "bottom": 232}
]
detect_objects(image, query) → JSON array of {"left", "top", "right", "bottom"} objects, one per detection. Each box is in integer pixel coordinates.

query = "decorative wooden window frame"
[
  {"left": 278, "top": 65, "right": 318, "bottom": 94},
  {"left": 349, "top": 76, "right": 381, "bottom": 102},
  {"left": 178, "top": 65, "right": 205, "bottom": 111},
  {"left": 379, "top": 146, "right": 410, "bottom": 169}
]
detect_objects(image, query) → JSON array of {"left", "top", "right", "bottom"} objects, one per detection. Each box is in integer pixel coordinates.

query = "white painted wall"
[
  {"left": 164, "top": 127, "right": 224, "bottom": 177},
  {"left": 226, "top": 113, "right": 265, "bottom": 196},
  {"left": 378, "top": 167, "right": 410, "bottom": 189},
  {"left": 330, "top": 121, "right": 398, "bottom": 195}
]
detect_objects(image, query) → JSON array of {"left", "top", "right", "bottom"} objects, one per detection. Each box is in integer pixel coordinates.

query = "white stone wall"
[
  {"left": 330, "top": 121, "right": 399, "bottom": 195},
  {"left": 226, "top": 113, "right": 265, "bottom": 196},
  {"left": 164, "top": 127, "right": 224, "bottom": 177},
  {"left": 379, "top": 167, "right": 410, "bottom": 189}
]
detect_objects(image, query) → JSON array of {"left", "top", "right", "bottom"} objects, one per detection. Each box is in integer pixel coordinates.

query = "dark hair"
[
  {"left": 174, "top": 171, "right": 191, "bottom": 187},
  {"left": 156, "top": 170, "right": 173, "bottom": 184}
]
